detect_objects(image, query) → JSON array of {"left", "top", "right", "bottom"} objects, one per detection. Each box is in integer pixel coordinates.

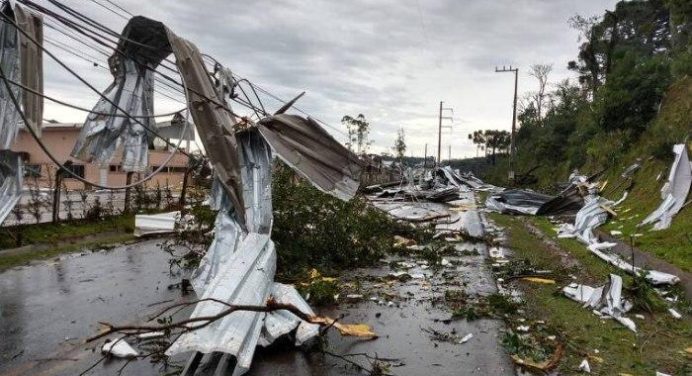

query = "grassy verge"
[
  {"left": 0, "top": 215, "right": 136, "bottom": 271},
  {"left": 489, "top": 212, "right": 691, "bottom": 375},
  {"left": 600, "top": 156, "right": 692, "bottom": 272}
]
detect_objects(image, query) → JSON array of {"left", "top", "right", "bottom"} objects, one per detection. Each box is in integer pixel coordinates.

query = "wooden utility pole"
[
  {"left": 123, "top": 171, "right": 134, "bottom": 213},
  {"left": 437, "top": 101, "right": 453, "bottom": 166},
  {"left": 495, "top": 65, "right": 519, "bottom": 182}
]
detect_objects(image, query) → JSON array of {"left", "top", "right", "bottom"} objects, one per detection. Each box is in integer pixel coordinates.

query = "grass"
[
  {"left": 0, "top": 215, "right": 136, "bottom": 271},
  {"left": 600, "top": 155, "right": 692, "bottom": 272},
  {"left": 489, "top": 212, "right": 692, "bottom": 375}
]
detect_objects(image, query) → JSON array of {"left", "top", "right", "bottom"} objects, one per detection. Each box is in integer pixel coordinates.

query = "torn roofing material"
[
  {"left": 485, "top": 189, "right": 553, "bottom": 215},
  {"left": 257, "top": 114, "right": 363, "bottom": 201},
  {"left": 486, "top": 187, "right": 584, "bottom": 216},
  {"left": 0, "top": 150, "right": 22, "bottom": 224},
  {"left": 563, "top": 274, "right": 636, "bottom": 332},
  {"left": 166, "top": 27, "right": 246, "bottom": 227},
  {"left": 0, "top": 2, "right": 43, "bottom": 149},
  {"left": 71, "top": 16, "right": 171, "bottom": 172},
  {"left": 640, "top": 143, "right": 691, "bottom": 230}
]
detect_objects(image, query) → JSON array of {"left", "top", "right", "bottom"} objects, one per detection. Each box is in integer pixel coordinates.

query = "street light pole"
[{"left": 495, "top": 65, "right": 519, "bottom": 182}]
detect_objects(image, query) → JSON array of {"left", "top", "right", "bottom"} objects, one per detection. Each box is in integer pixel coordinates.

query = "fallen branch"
[{"left": 87, "top": 298, "right": 317, "bottom": 343}]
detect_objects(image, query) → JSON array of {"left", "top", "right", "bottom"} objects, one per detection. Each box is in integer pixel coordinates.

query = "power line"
[
  {"left": 86, "top": 0, "right": 129, "bottom": 20},
  {"left": 0, "top": 58, "right": 192, "bottom": 190},
  {"left": 0, "top": 74, "right": 185, "bottom": 118},
  {"left": 0, "top": 11, "right": 192, "bottom": 159},
  {"left": 75, "top": 0, "right": 347, "bottom": 139},
  {"left": 101, "top": 0, "right": 134, "bottom": 17}
]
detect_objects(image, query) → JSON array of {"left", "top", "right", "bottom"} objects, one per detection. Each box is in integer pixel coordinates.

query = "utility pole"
[
  {"left": 448, "top": 144, "right": 451, "bottom": 164},
  {"left": 495, "top": 65, "right": 518, "bottom": 183},
  {"left": 424, "top": 143, "right": 428, "bottom": 169},
  {"left": 437, "top": 101, "right": 453, "bottom": 166}
]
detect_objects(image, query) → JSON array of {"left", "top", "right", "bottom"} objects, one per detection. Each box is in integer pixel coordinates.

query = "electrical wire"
[
  {"left": 86, "top": 0, "right": 128, "bottom": 20},
  {"left": 0, "top": 74, "right": 185, "bottom": 118},
  {"left": 0, "top": 10, "right": 193, "bottom": 159},
  {"left": 32, "top": 0, "right": 285, "bottom": 119},
  {"left": 101, "top": 0, "right": 134, "bottom": 17},
  {"left": 36, "top": 0, "right": 298, "bottom": 124},
  {"left": 0, "top": 59, "right": 192, "bottom": 190}
]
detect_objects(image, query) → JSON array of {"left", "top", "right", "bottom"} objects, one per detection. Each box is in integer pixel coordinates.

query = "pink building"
[{"left": 11, "top": 122, "right": 191, "bottom": 190}]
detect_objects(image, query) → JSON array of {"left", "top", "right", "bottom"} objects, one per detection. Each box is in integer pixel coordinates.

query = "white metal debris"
[
  {"left": 578, "top": 358, "right": 591, "bottom": 373},
  {"left": 458, "top": 333, "right": 473, "bottom": 344},
  {"left": 0, "top": 151, "right": 22, "bottom": 224},
  {"left": 563, "top": 274, "right": 636, "bottom": 332},
  {"left": 640, "top": 144, "right": 691, "bottom": 230},
  {"left": 102, "top": 338, "right": 139, "bottom": 358},
  {"left": 72, "top": 18, "right": 172, "bottom": 172},
  {"left": 587, "top": 243, "right": 679, "bottom": 285},
  {"left": 0, "top": 3, "right": 44, "bottom": 149},
  {"left": 133, "top": 211, "right": 180, "bottom": 237},
  {"left": 260, "top": 283, "right": 320, "bottom": 347}
]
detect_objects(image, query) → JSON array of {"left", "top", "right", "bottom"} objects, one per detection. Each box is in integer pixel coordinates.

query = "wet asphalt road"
[
  {"left": 0, "top": 239, "right": 192, "bottom": 376},
  {"left": 0, "top": 227, "right": 513, "bottom": 375}
]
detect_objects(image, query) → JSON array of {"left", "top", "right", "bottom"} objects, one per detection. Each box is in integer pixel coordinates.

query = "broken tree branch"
[{"left": 87, "top": 298, "right": 317, "bottom": 343}]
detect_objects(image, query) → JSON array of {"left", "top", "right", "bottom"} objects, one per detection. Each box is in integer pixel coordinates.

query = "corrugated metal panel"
[
  {"left": 257, "top": 114, "right": 363, "bottom": 201},
  {"left": 0, "top": 150, "right": 22, "bottom": 224},
  {"left": 166, "top": 233, "right": 277, "bottom": 375},
  {"left": 71, "top": 17, "right": 171, "bottom": 172},
  {"left": 0, "top": 3, "right": 21, "bottom": 149},
  {"left": 640, "top": 144, "right": 691, "bottom": 230},
  {"left": 260, "top": 283, "right": 319, "bottom": 347}
]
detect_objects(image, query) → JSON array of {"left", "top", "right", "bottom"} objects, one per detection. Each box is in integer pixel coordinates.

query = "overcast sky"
[{"left": 44, "top": 0, "right": 617, "bottom": 159}]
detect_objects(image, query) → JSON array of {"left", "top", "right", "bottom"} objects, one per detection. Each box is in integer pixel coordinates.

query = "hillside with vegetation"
[{"left": 472, "top": 0, "right": 691, "bottom": 270}]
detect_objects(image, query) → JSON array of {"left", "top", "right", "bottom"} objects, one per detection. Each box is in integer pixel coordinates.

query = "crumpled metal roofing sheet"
[
  {"left": 133, "top": 211, "right": 180, "bottom": 237},
  {"left": 640, "top": 144, "right": 691, "bottom": 230},
  {"left": 166, "top": 27, "right": 247, "bottom": 227},
  {"left": 15, "top": 4, "right": 43, "bottom": 139},
  {"left": 166, "top": 233, "right": 277, "bottom": 375},
  {"left": 104, "top": 16, "right": 361, "bottom": 373},
  {"left": 72, "top": 17, "right": 171, "bottom": 172},
  {"left": 259, "top": 283, "right": 320, "bottom": 347},
  {"left": 485, "top": 189, "right": 554, "bottom": 215},
  {"left": 572, "top": 194, "right": 609, "bottom": 244},
  {"left": 257, "top": 114, "right": 363, "bottom": 201},
  {"left": 0, "top": 3, "right": 22, "bottom": 149},
  {"left": 0, "top": 150, "right": 22, "bottom": 224},
  {"left": 563, "top": 274, "right": 636, "bottom": 332}
]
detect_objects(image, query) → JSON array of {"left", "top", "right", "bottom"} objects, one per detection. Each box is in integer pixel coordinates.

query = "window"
[
  {"left": 24, "top": 164, "right": 42, "bottom": 178},
  {"left": 64, "top": 164, "right": 85, "bottom": 179},
  {"left": 168, "top": 166, "right": 188, "bottom": 173},
  {"left": 109, "top": 165, "right": 118, "bottom": 172}
]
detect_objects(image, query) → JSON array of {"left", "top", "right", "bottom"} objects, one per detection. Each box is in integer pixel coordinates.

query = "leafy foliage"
[
  {"left": 480, "top": 0, "right": 690, "bottom": 189},
  {"left": 272, "top": 162, "right": 402, "bottom": 278}
]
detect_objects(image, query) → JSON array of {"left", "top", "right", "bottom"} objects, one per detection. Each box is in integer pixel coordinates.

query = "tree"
[
  {"left": 483, "top": 129, "right": 511, "bottom": 165},
  {"left": 341, "top": 114, "right": 371, "bottom": 155},
  {"left": 468, "top": 130, "right": 486, "bottom": 157},
  {"left": 528, "top": 64, "right": 553, "bottom": 123},
  {"left": 392, "top": 128, "right": 406, "bottom": 165}
]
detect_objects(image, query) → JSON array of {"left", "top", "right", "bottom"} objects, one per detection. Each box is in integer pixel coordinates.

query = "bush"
[{"left": 272, "top": 162, "right": 401, "bottom": 278}]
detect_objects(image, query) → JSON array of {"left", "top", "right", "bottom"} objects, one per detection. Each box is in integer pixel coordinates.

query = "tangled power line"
[{"left": 0, "top": 0, "right": 347, "bottom": 191}]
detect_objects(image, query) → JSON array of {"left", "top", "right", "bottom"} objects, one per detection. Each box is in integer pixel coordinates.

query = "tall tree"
[
  {"left": 392, "top": 128, "right": 406, "bottom": 165},
  {"left": 341, "top": 114, "right": 371, "bottom": 155},
  {"left": 529, "top": 64, "right": 553, "bottom": 123},
  {"left": 468, "top": 130, "right": 486, "bottom": 157}
]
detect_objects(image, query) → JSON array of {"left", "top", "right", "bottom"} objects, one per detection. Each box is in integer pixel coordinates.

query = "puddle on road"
[{"left": 0, "top": 239, "right": 189, "bottom": 376}]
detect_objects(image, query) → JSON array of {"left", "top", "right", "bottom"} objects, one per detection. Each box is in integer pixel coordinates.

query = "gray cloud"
[{"left": 44, "top": 0, "right": 617, "bottom": 158}]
